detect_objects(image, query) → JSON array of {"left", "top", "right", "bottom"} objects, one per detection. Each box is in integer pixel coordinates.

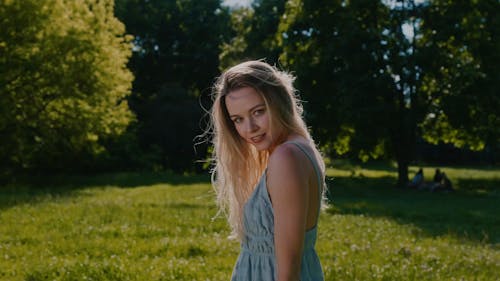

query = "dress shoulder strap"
[{"left": 284, "top": 141, "right": 323, "bottom": 201}]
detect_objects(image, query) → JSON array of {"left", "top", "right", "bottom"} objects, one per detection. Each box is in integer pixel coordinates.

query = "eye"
[
  {"left": 232, "top": 117, "right": 242, "bottom": 124},
  {"left": 253, "top": 108, "right": 265, "bottom": 116}
]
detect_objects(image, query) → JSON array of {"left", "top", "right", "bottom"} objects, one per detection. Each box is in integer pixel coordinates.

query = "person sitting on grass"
[
  {"left": 432, "top": 172, "right": 455, "bottom": 193},
  {"left": 429, "top": 168, "right": 443, "bottom": 191},
  {"left": 442, "top": 173, "right": 454, "bottom": 192},
  {"left": 408, "top": 168, "right": 424, "bottom": 189}
]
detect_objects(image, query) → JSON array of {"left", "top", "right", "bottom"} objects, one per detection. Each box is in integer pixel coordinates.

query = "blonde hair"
[{"left": 209, "top": 60, "right": 325, "bottom": 240}]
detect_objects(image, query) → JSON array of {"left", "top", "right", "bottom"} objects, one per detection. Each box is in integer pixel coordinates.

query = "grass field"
[{"left": 0, "top": 164, "right": 499, "bottom": 280}]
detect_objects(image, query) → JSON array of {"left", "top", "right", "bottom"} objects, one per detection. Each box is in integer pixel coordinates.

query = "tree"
[
  {"left": 277, "top": 0, "right": 499, "bottom": 185},
  {"left": 115, "top": 0, "right": 231, "bottom": 172},
  {"left": 0, "top": 0, "right": 134, "bottom": 176},
  {"left": 418, "top": 0, "right": 500, "bottom": 153},
  {"left": 220, "top": 0, "right": 287, "bottom": 68},
  {"left": 278, "top": 0, "right": 414, "bottom": 185}
]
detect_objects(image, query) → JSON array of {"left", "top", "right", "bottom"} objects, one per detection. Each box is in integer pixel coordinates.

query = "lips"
[{"left": 250, "top": 133, "right": 265, "bottom": 143}]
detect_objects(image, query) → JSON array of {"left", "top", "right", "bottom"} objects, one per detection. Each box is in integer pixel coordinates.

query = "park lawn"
[{"left": 0, "top": 166, "right": 499, "bottom": 281}]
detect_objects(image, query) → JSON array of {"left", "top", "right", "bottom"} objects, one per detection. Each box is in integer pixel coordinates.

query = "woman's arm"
[{"left": 267, "top": 144, "right": 309, "bottom": 281}]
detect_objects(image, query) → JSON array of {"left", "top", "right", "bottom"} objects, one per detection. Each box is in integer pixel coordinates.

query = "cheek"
[
  {"left": 257, "top": 114, "right": 270, "bottom": 128},
  {"left": 233, "top": 123, "right": 245, "bottom": 138}
]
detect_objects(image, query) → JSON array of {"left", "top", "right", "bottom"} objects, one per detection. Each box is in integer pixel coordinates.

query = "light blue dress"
[{"left": 231, "top": 141, "right": 324, "bottom": 281}]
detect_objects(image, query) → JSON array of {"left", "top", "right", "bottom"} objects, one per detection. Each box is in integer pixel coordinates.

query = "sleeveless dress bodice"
[{"left": 231, "top": 141, "right": 324, "bottom": 281}]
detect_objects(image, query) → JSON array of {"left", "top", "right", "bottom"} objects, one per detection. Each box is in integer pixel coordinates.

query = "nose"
[{"left": 245, "top": 117, "right": 259, "bottom": 133}]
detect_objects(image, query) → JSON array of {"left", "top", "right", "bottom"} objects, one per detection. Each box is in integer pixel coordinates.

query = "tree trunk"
[
  {"left": 393, "top": 106, "right": 414, "bottom": 187},
  {"left": 397, "top": 157, "right": 409, "bottom": 187}
]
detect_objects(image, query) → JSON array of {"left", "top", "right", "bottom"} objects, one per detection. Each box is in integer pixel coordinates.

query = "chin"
[
  {"left": 254, "top": 140, "right": 274, "bottom": 152},
  {"left": 252, "top": 144, "right": 267, "bottom": 151}
]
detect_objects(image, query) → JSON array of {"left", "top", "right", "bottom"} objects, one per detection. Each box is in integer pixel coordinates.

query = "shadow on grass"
[
  {"left": 3, "top": 169, "right": 499, "bottom": 245},
  {"left": 331, "top": 159, "right": 398, "bottom": 173},
  {"left": 326, "top": 176, "right": 500, "bottom": 244},
  {"left": 0, "top": 171, "right": 211, "bottom": 211}
]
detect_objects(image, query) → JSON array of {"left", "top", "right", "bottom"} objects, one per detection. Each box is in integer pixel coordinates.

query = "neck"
[{"left": 267, "top": 132, "right": 305, "bottom": 154}]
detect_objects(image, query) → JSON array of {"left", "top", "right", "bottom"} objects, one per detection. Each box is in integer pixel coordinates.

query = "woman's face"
[{"left": 225, "top": 87, "right": 275, "bottom": 151}]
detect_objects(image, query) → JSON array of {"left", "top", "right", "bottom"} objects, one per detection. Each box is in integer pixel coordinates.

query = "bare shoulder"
[
  {"left": 267, "top": 142, "right": 308, "bottom": 191},
  {"left": 268, "top": 142, "right": 304, "bottom": 172}
]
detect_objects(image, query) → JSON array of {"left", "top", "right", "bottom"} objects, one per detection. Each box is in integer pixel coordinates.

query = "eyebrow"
[{"left": 229, "top": 103, "right": 266, "bottom": 118}]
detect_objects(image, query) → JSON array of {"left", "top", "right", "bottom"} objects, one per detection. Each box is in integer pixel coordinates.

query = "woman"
[{"left": 209, "top": 60, "right": 325, "bottom": 281}]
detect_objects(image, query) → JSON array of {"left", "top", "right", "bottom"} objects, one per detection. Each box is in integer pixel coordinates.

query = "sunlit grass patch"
[
  {"left": 0, "top": 181, "right": 238, "bottom": 281},
  {"left": 318, "top": 214, "right": 499, "bottom": 280},
  {"left": 0, "top": 167, "right": 499, "bottom": 280}
]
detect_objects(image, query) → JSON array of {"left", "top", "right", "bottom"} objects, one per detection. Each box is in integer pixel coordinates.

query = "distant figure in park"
[
  {"left": 431, "top": 169, "right": 454, "bottom": 192},
  {"left": 408, "top": 168, "right": 424, "bottom": 189},
  {"left": 433, "top": 168, "right": 443, "bottom": 184},
  {"left": 441, "top": 172, "right": 454, "bottom": 192},
  {"left": 209, "top": 60, "right": 325, "bottom": 280},
  {"left": 428, "top": 168, "right": 444, "bottom": 191}
]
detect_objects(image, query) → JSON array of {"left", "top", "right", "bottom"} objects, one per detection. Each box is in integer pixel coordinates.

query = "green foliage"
[
  {"left": 1, "top": 0, "right": 497, "bottom": 176},
  {"left": 278, "top": 0, "right": 403, "bottom": 159},
  {"left": 0, "top": 0, "right": 134, "bottom": 174},
  {"left": 0, "top": 168, "right": 498, "bottom": 280},
  {"left": 219, "top": 0, "right": 286, "bottom": 68},
  {"left": 115, "top": 0, "right": 231, "bottom": 172},
  {"left": 418, "top": 0, "right": 500, "bottom": 150},
  {"left": 276, "top": 0, "right": 499, "bottom": 185}
]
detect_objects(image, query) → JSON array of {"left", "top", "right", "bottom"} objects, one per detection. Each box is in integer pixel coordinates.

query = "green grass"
[{"left": 1, "top": 167, "right": 499, "bottom": 280}]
